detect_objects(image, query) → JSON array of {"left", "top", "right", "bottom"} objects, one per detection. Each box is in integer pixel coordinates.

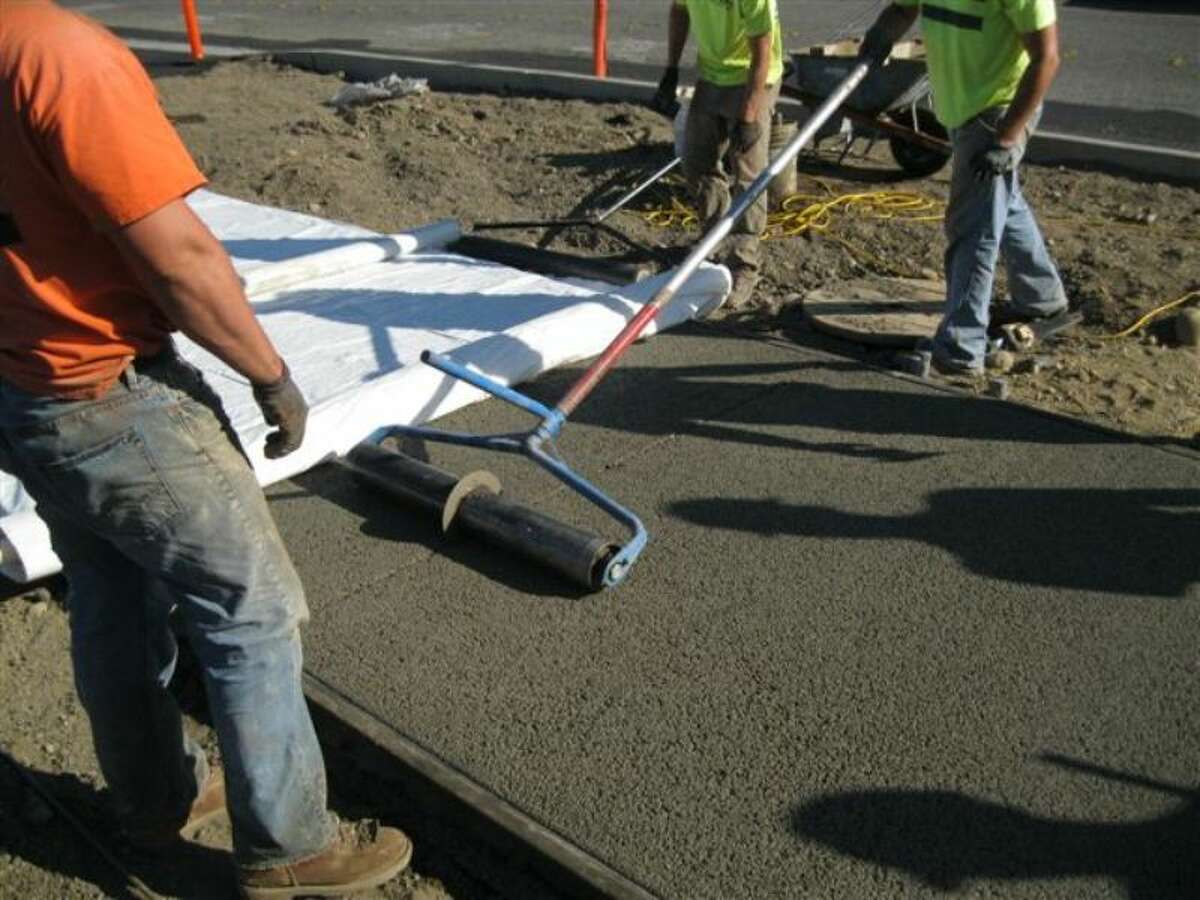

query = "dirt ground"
[
  {"left": 0, "top": 582, "right": 471, "bottom": 898},
  {"left": 159, "top": 59, "right": 1200, "bottom": 444},
  {"left": 2, "top": 57, "right": 1197, "bottom": 899}
]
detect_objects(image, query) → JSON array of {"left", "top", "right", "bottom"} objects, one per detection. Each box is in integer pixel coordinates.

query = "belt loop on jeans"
[{"left": 119, "top": 357, "right": 138, "bottom": 390}]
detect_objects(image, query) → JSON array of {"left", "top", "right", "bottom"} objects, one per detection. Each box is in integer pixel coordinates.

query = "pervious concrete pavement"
[{"left": 268, "top": 324, "right": 1199, "bottom": 899}]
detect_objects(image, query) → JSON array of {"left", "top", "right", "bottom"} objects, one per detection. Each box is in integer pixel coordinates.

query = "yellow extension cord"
[
  {"left": 1108, "top": 290, "right": 1200, "bottom": 340},
  {"left": 643, "top": 174, "right": 944, "bottom": 278},
  {"left": 641, "top": 174, "right": 1197, "bottom": 337}
]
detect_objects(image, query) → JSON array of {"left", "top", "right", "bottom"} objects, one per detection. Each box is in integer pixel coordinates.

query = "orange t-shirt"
[{"left": 0, "top": 1, "right": 206, "bottom": 398}]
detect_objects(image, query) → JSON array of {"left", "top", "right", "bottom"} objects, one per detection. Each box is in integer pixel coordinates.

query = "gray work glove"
[
  {"left": 858, "top": 23, "right": 894, "bottom": 68},
  {"left": 650, "top": 66, "right": 681, "bottom": 117},
  {"left": 972, "top": 142, "right": 1021, "bottom": 180},
  {"left": 253, "top": 361, "right": 308, "bottom": 459},
  {"left": 734, "top": 119, "right": 763, "bottom": 155}
]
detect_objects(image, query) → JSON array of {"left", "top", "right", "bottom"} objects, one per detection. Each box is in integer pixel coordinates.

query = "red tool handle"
[
  {"left": 555, "top": 62, "right": 873, "bottom": 418},
  {"left": 593, "top": 0, "right": 608, "bottom": 78}
]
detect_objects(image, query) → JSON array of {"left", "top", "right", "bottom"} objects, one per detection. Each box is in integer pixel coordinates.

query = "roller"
[
  {"left": 339, "top": 442, "right": 617, "bottom": 591},
  {"left": 381, "top": 63, "right": 874, "bottom": 589}
]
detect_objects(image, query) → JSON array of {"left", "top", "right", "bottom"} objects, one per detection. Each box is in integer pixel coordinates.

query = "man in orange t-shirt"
[{"left": 0, "top": 4, "right": 411, "bottom": 895}]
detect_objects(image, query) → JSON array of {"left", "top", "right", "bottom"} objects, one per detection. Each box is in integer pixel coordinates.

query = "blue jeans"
[
  {"left": 935, "top": 105, "right": 1067, "bottom": 370},
  {"left": 0, "top": 352, "right": 335, "bottom": 868}
]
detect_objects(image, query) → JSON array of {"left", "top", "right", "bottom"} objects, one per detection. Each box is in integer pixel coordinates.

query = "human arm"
[
  {"left": 739, "top": 30, "right": 774, "bottom": 125},
  {"left": 113, "top": 199, "right": 282, "bottom": 384},
  {"left": 972, "top": 22, "right": 1060, "bottom": 178},
  {"left": 859, "top": 3, "right": 920, "bottom": 66},
  {"left": 652, "top": 3, "right": 691, "bottom": 115},
  {"left": 666, "top": 1, "right": 689, "bottom": 69},
  {"left": 112, "top": 199, "right": 308, "bottom": 457},
  {"left": 994, "top": 23, "right": 1060, "bottom": 147}
]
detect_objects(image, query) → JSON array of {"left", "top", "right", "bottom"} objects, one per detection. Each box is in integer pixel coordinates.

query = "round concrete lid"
[{"left": 803, "top": 277, "right": 945, "bottom": 348}]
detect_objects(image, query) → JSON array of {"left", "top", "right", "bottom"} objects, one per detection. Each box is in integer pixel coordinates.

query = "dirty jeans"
[
  {"left": 683, "top": 78, "right": 780, "bottom": 274},
  {"left": 0, "top": 352, "right": 335, "bottom": 868},
  {"left": 935, "top": 105, "right": 1067, "bottom": 369}
]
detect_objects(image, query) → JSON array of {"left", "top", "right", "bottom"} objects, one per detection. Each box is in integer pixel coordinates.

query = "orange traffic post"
[
  {"left": 181, "top": 0, "right": 205, "bottom": 62},
  {"left": 593, "top": 0, "right": 608, "bottom": 78}
]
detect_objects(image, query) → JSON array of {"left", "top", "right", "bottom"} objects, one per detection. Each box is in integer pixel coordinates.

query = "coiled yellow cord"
[
  {"left": 642, "top": 175, "right": 944, "bottom": 275},
  {"left": 1108, "top": 290, "right": 1200, "bottom": 339}
]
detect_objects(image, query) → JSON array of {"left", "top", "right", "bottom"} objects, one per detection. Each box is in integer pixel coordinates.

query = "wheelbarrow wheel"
[{"left": 886, "top": 107, "right": 951, "bottom": 178}]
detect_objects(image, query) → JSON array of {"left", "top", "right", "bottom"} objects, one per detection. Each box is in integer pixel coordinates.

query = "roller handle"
[{"left": 556, "top": 61, "right": 873, "bottom": 418}]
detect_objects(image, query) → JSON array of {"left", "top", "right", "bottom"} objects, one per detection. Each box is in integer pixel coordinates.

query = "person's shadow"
[
  {"left": 792, "top": 754, "right": 1199, "bottom": 899},
  {"left": 668, "top": 487, "right": 1200, "bottom": 598},
  {"left": 0, "top": 758, "right": 235, "bottom": 898}
]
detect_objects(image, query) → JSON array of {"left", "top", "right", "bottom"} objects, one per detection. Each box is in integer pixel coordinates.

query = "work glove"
[
  {"left": 650, "top": 66, "right": 681, "bottom": 117},
  {"left": 253, "top": 361, "right": 308, "bottom": 459},
  {"left": 858, "top": 23, "right": 894, "bottom": 68},
  {"left": 734, "top": 119, "right": 763, "bottom": 155},
  {"left": 972, "top": 142, "right": 1021, "bottom": 180}
]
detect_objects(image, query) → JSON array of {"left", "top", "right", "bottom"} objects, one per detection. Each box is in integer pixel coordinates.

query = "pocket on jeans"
[{"left": 38, "top": 427, "right": 183, "bottom": 538}]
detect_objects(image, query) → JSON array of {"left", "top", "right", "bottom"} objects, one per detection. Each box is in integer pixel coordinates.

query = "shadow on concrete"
[
  {"left": 791, "top": 754, "right": 1200, "bottom": 899},
  {"left": 527, "top": 352, "right": 1126, "bottom": 452},
  {"left": 667, "top": 487, "right": 1199, "bottom": 598}
]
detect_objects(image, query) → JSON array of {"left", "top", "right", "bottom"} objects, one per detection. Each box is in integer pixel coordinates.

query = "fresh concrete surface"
[
  {"left": 268, "top": 325, "right": 1199, "bottom": 899},
  {"left": 64, "top": 0, "right": 1200, "bottom": 152}
]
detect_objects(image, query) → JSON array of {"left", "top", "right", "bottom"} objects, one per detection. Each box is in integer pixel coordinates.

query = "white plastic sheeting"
[{"left": 0, "top": 190, "right": 729, "bottom": 583}]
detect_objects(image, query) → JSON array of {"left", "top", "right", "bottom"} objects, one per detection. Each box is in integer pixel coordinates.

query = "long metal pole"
[
  {"left": 555, "top": 62, "right": 872, "bottom": 417},
  {"left": 592, "top": 156, "right": 681, "bottom": 223}
]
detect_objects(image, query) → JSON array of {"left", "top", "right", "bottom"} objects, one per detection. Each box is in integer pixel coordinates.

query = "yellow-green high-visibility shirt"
[
  {"left": 895, "top": 0, "right": 1058, "bottom": 128},
  {"left": 674, "top": 0, "right": 784, "bottom": 87}
]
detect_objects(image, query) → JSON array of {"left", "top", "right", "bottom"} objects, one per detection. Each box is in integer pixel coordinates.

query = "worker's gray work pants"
[
  {"left": 683, "top": 78, "right": 780, "bottom": 274},
  {"left": 936, "top": 104, "right": 1067, "bottom": 370},
  {"left": 0, "top": 352, "right": 336, "bottom": 869}
]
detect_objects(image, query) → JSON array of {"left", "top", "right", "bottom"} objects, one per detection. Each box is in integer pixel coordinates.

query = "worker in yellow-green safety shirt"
[
  {"left": 651, "top": 0, "right": 785, "bottom": 312},
  {"left": 859, "top": 0, "right": 1068, "bottom": 375}
]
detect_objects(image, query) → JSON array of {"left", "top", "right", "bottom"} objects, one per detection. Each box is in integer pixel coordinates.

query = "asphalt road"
[
  {"left": 268, "top": 325, "right": 1199, "bottom": 899},
  {"left": 65, "top": 0, "right": 1200, "bottom": 150}
]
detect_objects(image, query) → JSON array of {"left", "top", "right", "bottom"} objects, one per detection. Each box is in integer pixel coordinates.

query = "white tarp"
[{"left": 0, "top": 190, "right": 729, "bottom": 583}]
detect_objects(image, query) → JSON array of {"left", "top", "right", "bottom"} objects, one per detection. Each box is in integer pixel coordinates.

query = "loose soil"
[
  {"left": 0, "top": 584, "right": 469, "bottom": 899},
  {"left": 159, "top": 59, "right": 1200, "bottom": 444},
  {"left": 3, "top": 56, "right": 1197, "bottom": 899}
]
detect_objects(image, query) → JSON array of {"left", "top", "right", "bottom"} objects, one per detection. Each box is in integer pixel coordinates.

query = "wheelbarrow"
[{"left": 781, "top": 39, "right": 950, "bottom": 178}]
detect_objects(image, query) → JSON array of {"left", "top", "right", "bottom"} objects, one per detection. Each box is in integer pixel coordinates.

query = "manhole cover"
[{"left": 804, "top": 277, "right": 945, "bottom": 347}]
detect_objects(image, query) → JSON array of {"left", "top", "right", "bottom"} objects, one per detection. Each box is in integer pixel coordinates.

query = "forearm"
[
  {"left": 114, "top": 200, "right": 284, "bottom": 386},
  {"left": 997, "top": 29, "right": 1060, "bottom": 145},
  {"left": 147, "top": 246, "right": 284, "bottom": 385},
  {"left": 740, "top": 33, "right": 773, "bottom": 122},
  {"left": 667, "top": 4, "right": 689, "bottom": 68}
]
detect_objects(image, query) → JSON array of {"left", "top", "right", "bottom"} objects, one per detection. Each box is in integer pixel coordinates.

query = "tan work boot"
[
  {"left": 125, "top": 767, "right": 227, "bottom": 851},
  {"left": 238, "top": 819, "right": 413, "bottom": 900},
  {"left": 725, "top": 266, "right": 760, "bottom": 311}
]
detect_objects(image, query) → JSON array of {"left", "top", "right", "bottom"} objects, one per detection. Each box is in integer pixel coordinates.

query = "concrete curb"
[
  {"left": 303, "top": 673, "right": 660, "bottom": 900},
  {"left": 130, "top": 37, "right": 1200, "bottom": 186},
  {"left": 1028, "top": 130, "right": 1200, "bottom": 185}
]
